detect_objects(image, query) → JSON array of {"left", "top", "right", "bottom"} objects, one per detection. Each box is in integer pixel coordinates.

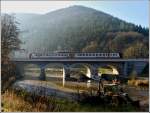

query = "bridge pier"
[
  {"left": 62, "top": 66, "right": 70, "bottom": 86},
  {"left": 91, "top": 67, "right": 99, "bottom": 79},
  {"left": 39, "top": 67, "right": 46, "bottom": 80},
  {"left": 15, "top": 64, "right": 25, "bottom": 78},
  {"left": 123, "top": 62, "right": 128, "bottom": 77},
  {"left": 62, "top": 67, "right": 66, "bottom": 86}
]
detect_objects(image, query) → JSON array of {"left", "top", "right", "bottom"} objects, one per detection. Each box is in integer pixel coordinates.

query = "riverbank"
[
  {"left": 2, "top": 79, "right": 149, "bottom": 112},
  {"left": 2, "top": 88, "right": 138, "bottom": 112}
]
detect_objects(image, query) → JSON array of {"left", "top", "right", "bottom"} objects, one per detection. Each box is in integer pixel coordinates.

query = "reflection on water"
[
  {"left": 87, "top": 80, "right": 91, "bottom": 88},
  {"left": 23, "top": 68, "right": 101, "bottom": 89}
]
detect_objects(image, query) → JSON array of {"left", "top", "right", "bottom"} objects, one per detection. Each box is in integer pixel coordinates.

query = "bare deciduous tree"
[{"left": 1, "top": 14, "right": 21, "bottom": 91}]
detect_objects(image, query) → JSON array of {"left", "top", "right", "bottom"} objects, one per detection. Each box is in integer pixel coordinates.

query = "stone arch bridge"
[{"left": 12, "top": 58, "right": 148, "bottom": 82}]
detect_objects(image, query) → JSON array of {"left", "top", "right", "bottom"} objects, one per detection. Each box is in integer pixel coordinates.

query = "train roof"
[{"left": 55, "top": 51, "right": 120, "bottom": 54}]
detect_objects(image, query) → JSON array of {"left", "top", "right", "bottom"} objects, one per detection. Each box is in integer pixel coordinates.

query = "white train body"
[{"left": 29, "top": 52, "right": 121, "bottom": 59}]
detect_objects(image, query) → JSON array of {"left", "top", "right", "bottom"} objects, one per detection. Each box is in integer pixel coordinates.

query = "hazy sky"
[{"left": 1, "top": 0, "right": 149, "bottom": 27}]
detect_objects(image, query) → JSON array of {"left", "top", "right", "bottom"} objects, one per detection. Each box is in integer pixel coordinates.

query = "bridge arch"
[
  {"left": 97, "top": 64, "right": 120, "bottom": 81},
  {"left": 69, "top": 63, "right": 92, "bottom": 78},
  {"left": 44, "top": 63, "right": 66, "bottom": 81},
  {"left": 23, "top": 63, "right": 41, "bottom": 80},
  {"left": 97, "top": 64, "right": 119, "bottom": 76}
]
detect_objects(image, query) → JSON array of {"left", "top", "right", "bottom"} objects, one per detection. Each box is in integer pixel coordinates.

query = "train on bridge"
[{"left": 29, "top": 52, "right": 122, "bottom": 59}]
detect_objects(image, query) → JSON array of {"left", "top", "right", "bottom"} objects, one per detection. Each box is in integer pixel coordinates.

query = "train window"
[
  {"left": 96, "top": 53, "right": 98, "bottom": 56},
  {"left": 113, "top": 53, "right": 116, "bottom": 56},
  {"left": 104, "top": 53, "right": 106, "bottom": 57},
  {"left": 105, "top": 53, "right": 108, "bottom": 57},
  {"left": 110, "top": 53, "right": 113, "bottom": 57},
  {"left": 99, "top": 53, "right": 101, "bottom": 57},
  {"left": 103, "top": 53, "right": 105, "bottom": 57},
  {"left": 92, "top": 53, "right": 95, "bottom": 56}
]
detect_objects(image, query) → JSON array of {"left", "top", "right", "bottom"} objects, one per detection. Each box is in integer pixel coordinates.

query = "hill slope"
[{"left": 15, "top": 5, "right": 149, "bottom": 58}]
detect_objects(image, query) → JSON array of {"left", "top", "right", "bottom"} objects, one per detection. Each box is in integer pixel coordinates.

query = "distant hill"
[
  {"left": 14, "top": 13, "right": 40, "bottom": 29},
  {"left": 14, "top": 5, "right": 149, "bottom": 58}
]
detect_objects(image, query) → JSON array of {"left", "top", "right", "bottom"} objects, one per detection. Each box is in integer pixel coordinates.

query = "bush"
[{"left": 128, "top": 79, "right": 149, "bottom": 88}]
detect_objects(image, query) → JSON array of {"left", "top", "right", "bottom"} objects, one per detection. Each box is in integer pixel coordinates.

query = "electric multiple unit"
[{"left": 29, "top": 52, "right": 121, "bottom": 59}]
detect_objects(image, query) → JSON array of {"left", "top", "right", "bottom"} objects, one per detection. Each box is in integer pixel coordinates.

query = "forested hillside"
[{"left": 15, "top": 5, "right": 149, "bottom": 58}]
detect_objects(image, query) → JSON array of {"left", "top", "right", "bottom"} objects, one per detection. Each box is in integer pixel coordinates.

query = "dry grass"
[
  {"left": 2, "top": 89, "right": 138, "bottom": 112},
  {"left": 128, "top": 79, "right": 149, "bottom": 88},
  {"left": 2, "top": 90, "right": 32, "bottom": 112},
  {"left": 1, "top": 89, "right": 64, "bottom": 112}
]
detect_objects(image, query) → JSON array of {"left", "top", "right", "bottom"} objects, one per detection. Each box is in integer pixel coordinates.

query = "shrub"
[{"left": 128, "top": 79, "right": 149, "bottom": 88}]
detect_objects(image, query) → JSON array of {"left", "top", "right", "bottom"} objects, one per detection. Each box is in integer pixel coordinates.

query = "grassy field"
[{"left": 2, "top": 89, "right": 138, "bottom": 112}]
